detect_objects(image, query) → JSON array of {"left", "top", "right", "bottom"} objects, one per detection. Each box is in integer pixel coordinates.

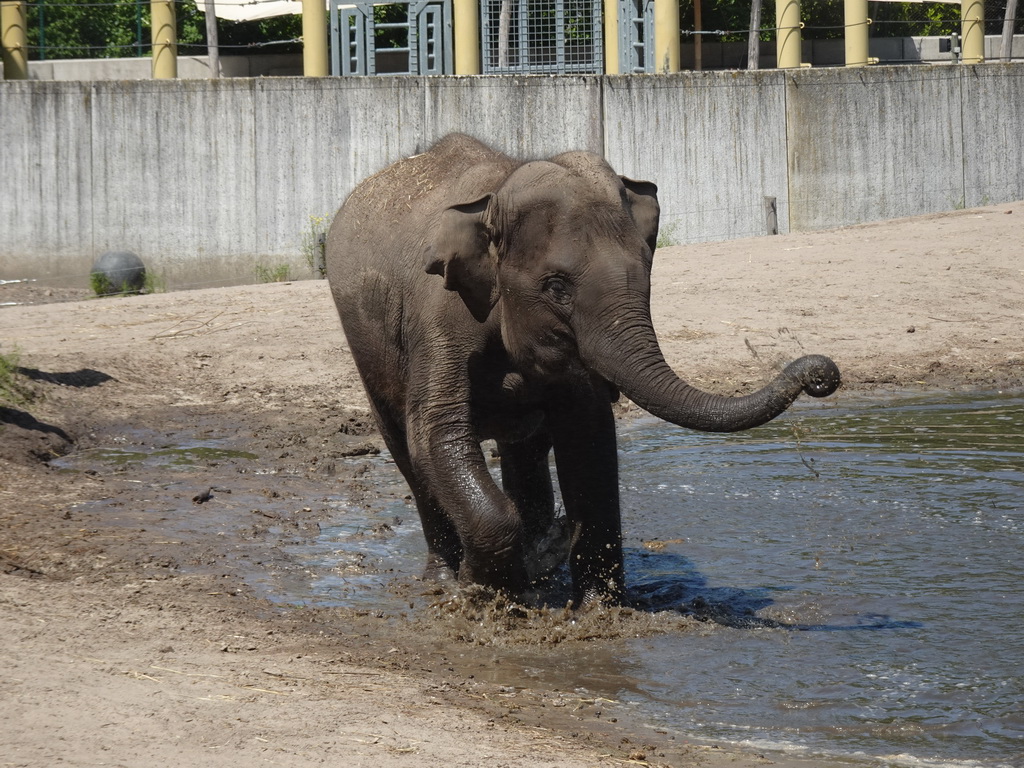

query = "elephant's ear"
[
  {"left": 621, "top": 176, "right": 660, "bottom": 253},
  {"left": 424, "top": 194, "right": 498, "bottom": 322}
]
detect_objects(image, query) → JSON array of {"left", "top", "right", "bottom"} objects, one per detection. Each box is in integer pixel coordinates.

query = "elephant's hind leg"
[
  {"left": 498, "top": 431, "right": 554, "bottom": 544},
  {"left": 497, "top": 431, "right": 567, "bottom": 581}
]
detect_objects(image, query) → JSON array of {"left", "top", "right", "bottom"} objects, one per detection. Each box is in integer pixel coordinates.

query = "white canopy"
[{"left": 193, "top": 1, "right": 305, "bottom": 23}]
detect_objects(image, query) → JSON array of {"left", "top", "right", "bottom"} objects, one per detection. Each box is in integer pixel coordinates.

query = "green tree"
[
  {"left": 25, "top": 0, "right": 303, "bottom": 61},
  {"left": 675, "top": 0, "right": 964, "bottom": 43},
  {"left": 28, "top": 0, "right": 142, "bottom": 59},
  {"left": 869, "top": 2, "right": 961, "bottom": 38}
]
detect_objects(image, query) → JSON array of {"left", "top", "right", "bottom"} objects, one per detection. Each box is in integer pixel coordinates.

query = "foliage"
[
  {"left": 677, "top": 0, "right": 966, "bottom": 42},
  {"left": 89, "top": 271, "right": 148, "bottom": 297},
  {"left": 0, "top": 349, "right": 34, "bottom": 408},
  {"left": 869, "top": 2, "right": 962, "bottom": 38},
  {"left": 255, "top": 263, "right": 292, "bottom": 283},
  {"left": 88, "top": 272, "right": 114, "bottom": 296},
  {"left": 143, "top": 270, "right": 167, "bottom": 294},
  {"left": 656, "top": 222, "right": 678, "bottom": 250},
  {"left": 28, "top": 0, "right": 142, "bottom": 59},
  {"left": 211, "top": 10, "right": 303, "bottom": 55},
  {"left": 301, "top": 214, "right": 331, "bottom": 278},
  {"left": 25, "top": 0, "right": 303, "bottom": 61},
  {"left": 373, "top": 3, "right": 409, "bottom": 49}
]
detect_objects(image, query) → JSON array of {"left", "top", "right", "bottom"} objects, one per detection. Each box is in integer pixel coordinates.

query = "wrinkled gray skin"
[{"left": 326, "top": 134, "right": 840, "bottom": 606}]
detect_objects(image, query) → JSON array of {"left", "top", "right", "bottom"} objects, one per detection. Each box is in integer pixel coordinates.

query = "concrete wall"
[
  {"left": 785, "top": 66, "right": 966, "bottom": 231},
  {"left": 5, "top": 54, "right": 304, "bottom": 80},
  {"left": 2, "top": 65, "right": 1022, "bottom": 289},
  {"left": 604, "top": 72, "right": 790, "bottom": 244}
]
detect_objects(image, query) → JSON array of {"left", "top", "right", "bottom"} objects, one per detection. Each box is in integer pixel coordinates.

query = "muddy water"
[{"left": 58, "top": 392, "right": 1024, "bottom": 767}]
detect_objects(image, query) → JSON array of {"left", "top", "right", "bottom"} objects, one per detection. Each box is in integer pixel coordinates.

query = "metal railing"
[{"left": 481, "top": 0, "right": 604, "bottom": 74}]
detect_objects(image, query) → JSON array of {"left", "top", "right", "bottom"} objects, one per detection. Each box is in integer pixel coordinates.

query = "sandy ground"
[{"left": 1, "top": 201, "right": 1022, "bottom": 767}]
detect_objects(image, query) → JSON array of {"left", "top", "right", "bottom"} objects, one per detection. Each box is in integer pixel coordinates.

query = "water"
[
  {"left": 57, "top": 392, "right": 1024, "bottom": 766},
  {"left": 611, "top": 392, "right": 1024, "bottom": 767},
  {"left": 308, "top": 391, "right": 1024, "bottom": 767}
]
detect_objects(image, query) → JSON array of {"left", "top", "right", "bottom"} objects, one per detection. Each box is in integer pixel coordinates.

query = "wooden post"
[
  {"left": 775, "top": 0, "right": 801, "bottom": 69},
  {"left": 844, "top": 0, "right": 869, "bottom": 66},
  {"left": 604, "top": 0, "right": 619, "bottom": 73},
  {"left": 204, "top": 0, "right": 219, "bottom": 77},
  {"left": 151, "top": 0, "right": 177, "bottom": 79},
  {"left": 454, "top": 0, "right": 480, "bottom": 74},
  {"left": 653, "top": 0, "right": 679, "bottom": 73},
  {"left": 747, "top": 0, "right": 762, "bottom": 70},
  {"left": 1001, "top": 0, "right": 1019, "bottom": 61},
  {"left": 1, "top": 0, "right": 29, "bottom": 79},
  {"left": 960, "top": 0, "right": 984, "bottom": 64},
  {"left": 301, "top": 0, "right": 328, "bottom": 76}
]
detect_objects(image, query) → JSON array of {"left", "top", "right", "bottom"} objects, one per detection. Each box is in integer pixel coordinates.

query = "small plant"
[
  {"left": 255, "top": 263, "right": 292, "bottom": 283},
  {"left": 89, "top": 272, "right": 116, "bottom": 296},
  {"left": 142, "top": 270, "right": 167, "bottom": 294},
  {"left": 301, "top": 213, "right": 331, "bottom": 277},
  {"left": 0, "top": 348, "right": 34, "bottom": 407},
  {"left": 656, "top": 223, "right": 679, "bottom": 250},
  {"left": 90, "top": 272, "right": 156, "bottom": 297}
]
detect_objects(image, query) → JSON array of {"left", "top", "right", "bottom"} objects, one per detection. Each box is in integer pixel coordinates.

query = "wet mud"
[{"left": 4, "top": 396, "right": 748, "bottom": 766}]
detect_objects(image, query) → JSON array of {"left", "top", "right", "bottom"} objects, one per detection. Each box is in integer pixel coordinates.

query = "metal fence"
[
  {"left": 12, "top": 0, "right": 1024, "bottom": 72},
  {"left": 330, "top": 0, "right": 452, "bottom": 75},
  {"left": 620, "top": 0, "right": 654, "bottom": 72},
  {"left": 480, "top": 0, "right": 604, "bottom": 73},
  {"left": 678, "top": 0, "right": 1022, "bottom": 65}
]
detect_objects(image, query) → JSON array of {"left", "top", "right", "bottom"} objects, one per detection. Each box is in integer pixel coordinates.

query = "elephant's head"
[{"left": 425, "top": 152, "right": 840, "bottom": 432}]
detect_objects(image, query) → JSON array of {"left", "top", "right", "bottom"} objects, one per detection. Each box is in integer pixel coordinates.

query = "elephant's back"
[{"left": 326, "top": 135, "right": 515, "bottom": 304}]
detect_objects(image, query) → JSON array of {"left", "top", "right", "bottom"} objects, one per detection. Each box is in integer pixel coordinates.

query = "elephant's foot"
[
  {"left": 458, "top": 548, "right": 529, "bottom": 596},
  {"left": 523, "top": 516, "right": 570, "bottom": 583},
  {"left": 574, "top": 584, "right": 626, "bottom": 610},
  {"left": 570, "top": 567, "right": 627, "bottom": 609},
  {"left": 422, "top": 552, "right": 459, "bottom": 583}
]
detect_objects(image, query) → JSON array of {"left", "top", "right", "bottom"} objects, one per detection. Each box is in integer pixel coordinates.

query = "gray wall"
[
  {"left": 5, "top": 54, "right": 305, "bottom": 80},
  {"left": 2, "top": 65, "right": 1022, "bottom": 289}
]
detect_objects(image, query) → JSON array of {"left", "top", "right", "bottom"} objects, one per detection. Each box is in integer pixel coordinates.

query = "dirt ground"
[{"left": 2, "top": 201, "right": 1022, "bottom": 767}]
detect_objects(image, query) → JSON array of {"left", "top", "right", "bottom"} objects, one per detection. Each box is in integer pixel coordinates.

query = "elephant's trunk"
[{"left": 583, "top": 305, "right": 840, "bottom": 433}]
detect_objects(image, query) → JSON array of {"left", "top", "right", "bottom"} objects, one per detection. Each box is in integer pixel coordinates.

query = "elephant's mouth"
[{"left": 502, "top": 319, "right": 581, "bottom": 381}]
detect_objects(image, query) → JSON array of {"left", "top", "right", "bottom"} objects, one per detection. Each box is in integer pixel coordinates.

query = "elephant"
[{"left": 325, "top": 133, "right": 840, "bottom": 607}]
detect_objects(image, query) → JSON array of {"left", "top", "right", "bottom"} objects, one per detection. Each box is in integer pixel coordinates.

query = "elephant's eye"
[{"left": 543, "top": 276, "right": 572, "bottom": 305}]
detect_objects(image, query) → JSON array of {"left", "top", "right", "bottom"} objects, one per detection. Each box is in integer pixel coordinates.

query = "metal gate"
[
  {"left": 330, "top": 0, "right": 453, "bottom": 75},
  {"left": 619, "top": 0, "right": 654, "bottom": 73},
  {"left": 480, "top": 0, "right": 604, "bottom": 74}
]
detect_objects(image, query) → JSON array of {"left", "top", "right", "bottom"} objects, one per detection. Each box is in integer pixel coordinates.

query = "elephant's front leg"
[
  {"left": 548, "top": 384, "right": 625, "bottom": 606},
  {"left": 406, "top": 355, "right": 529, "bottom": 594}
]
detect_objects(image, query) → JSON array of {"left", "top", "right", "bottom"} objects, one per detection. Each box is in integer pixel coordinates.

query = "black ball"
[{"left": 91, "top": 251, "right": 146, "bottom": 295}]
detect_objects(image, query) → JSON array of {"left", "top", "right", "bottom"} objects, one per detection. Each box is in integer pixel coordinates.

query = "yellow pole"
[
  {"left": 150, "top": 0, "right": 177, "bottom": 79},
  {"left": 453, "top": 0, "right": 480, "bottom": 74},
  {"left": 844, "top": 0, "right": 868, "bottom": 66},
  {"left": 1, "top": 0, "right": 29, "bottom": 80},
  {"left": 653, "top": 0, "right": 679, "bottom": 73},
  {"left": 604, "top": 0, "right": 619, "bottom": 74},
  {"left": 775, "top": 0, "right": 801, "bottom": 68},
  {"left": 302, "top": 0, "right": 328, "bottom": 76},
  {"left": 960, "top": 0, "right": 984, "bottom": 64}
]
